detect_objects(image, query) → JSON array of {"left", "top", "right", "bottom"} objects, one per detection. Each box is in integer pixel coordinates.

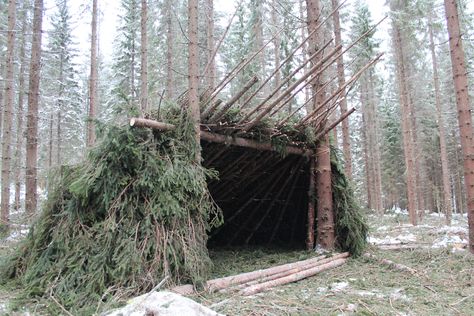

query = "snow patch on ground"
[
  {"left": 432, "top": 235, "right": 468, "bottom": 249},
  {"left": 105, "top": 291, "right": 223, "bottom": 316},
  {"left": 4, "top": 229, "right": 29, "bottom": 242},
  {"left": 368, "top": 233, "right": 417, "bottom": 245},
  {"left": 330, "top": 282, "right": 349, "bottom": 292}
]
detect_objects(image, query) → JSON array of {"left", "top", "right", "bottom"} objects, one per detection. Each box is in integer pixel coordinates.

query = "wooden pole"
[
  {"left": 207, "top": 76, "right": 259, "bottom": 122},
  {"left": 314, "top": 108, "right": 355, "bottom": 140},
  {"left": 238, "top": 41, "right": 336, "bottom": 125},
  {"left": 129, "top": 118, "right": 176, "bottom": 131},
  {"left": 201, "top": 131, "right": 312, "bottom": 156},
  {"left": 240, "top": 258, "right": 347, "bottom": 295},
  {"left": 172, "top": 252, "right": 349, "bottom": 295}
]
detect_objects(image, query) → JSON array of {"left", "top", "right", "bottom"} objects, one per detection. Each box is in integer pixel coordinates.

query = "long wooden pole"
[{"left": 129, "top": 118, "right": 312, "bottom": 156}]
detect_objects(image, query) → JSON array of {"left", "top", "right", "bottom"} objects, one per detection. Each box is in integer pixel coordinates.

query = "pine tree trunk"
[
  {"left": 165, "top": 0, "right": 174, "bottom": 100},
  {"left": 57, "top": 51, "right": 64, "bottom": 166},
  {"left": 331, "top": 0, "right": 352, "bottom": 179},
  {"left": 391, "top": 4, "right": 417, "bottom": 225},
  {"left": 205, "top": 0, "right": 215, "bottom": 91},
  {"left": 253, "top": 1, "right": 265, "bottom": 82},
  {"left": 140, "top": 0, "right": 148, "bottom": 114},
  {"left": 368, "top": 71, "right": 383, "bottom": 212},
  {"left": 429, "top": 15, "right": 453, "bottom": 224},
  {"left": 48, "top": 113, "right": 53, "bottom": 169},
  {"left": 188, "top": 0, "right": 200, "bottom": 162},
  {"left": 306, "top": 0, "right": 335, "bottom": 250},
  {"left": 1, "top": 0, "right": 17, "bottom": 229},
  {"left": 443, "top": 0, "right": 474, "bottom": 253},
  {"left": 14, "top": 2, "right": 28, "bottom": 212},
  {"left": 26, "top": 0, "right": 44, "bottom": 215},
  {"left": 271, "top": 0, "right": 281, "bottom": 97},
  {"left": 88, "top": 0, "right": 98, "bottom": 146}
]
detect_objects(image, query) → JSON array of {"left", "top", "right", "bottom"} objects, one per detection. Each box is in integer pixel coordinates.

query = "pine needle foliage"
[
  {"left": 331, "top": 147, "right": 368, "bottom": 257},
  {"left": 1, "top": 113, "right": 222, "bottom": 314}
]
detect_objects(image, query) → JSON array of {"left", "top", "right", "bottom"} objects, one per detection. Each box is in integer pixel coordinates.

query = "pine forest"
[{"left": 0, "top": 0, "right": 473, "bottom": 315}]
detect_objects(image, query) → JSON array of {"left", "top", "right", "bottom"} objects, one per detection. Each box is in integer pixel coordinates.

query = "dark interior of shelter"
[{"left": 202, "top": 140, "right": 311, "bottom": 249}]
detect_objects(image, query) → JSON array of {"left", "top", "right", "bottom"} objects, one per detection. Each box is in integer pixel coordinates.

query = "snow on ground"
[
  {"left": 105, "top": 291, "right": 223, "bottom": 316},
  {"left": 368, "top": 209, "right": 469, "bottom": 251}
]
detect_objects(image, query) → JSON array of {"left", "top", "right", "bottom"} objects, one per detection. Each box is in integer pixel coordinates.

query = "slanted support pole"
[{"left": 306, "top": 157, "right": 316, "bottom": 250}]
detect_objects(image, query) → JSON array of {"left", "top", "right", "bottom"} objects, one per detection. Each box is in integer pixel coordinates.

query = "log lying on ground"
[
  {"left": 375, "top": 243, "right": 431, "bottom": 251},
  {"left": 240, "top": 258, "right": 348, "bottom": 296},
  {"left": 222, "top": 252, "right": 349, "bottom": 293},
  {"left": 364, "top": 253, "right": 419, "bottom": 275},
  {"left": 171, "top": 252, "right": 349, "bottom": 295}
]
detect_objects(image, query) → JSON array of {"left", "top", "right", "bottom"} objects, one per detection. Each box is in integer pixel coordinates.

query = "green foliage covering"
[
  {"left": 1, "top": 114, "right": 222, "bottom": 314},
  {"left": 331, "top": 147, "right": 368, "bottom": 257}
]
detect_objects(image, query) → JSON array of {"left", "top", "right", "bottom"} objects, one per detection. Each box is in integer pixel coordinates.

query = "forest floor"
[
  {"left": 0, "top": 209, "right": 473, "bottom": 315},
  {"left": 195, "top": 209, "right": 474, "bottom": 316}
]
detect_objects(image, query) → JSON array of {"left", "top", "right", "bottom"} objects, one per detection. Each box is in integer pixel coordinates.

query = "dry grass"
[
  {"left": 1, "top": 210, "right": 472, "bottom": 315},
  {"left": 194, "top": 211, "right": 473, "bottom": 316}
]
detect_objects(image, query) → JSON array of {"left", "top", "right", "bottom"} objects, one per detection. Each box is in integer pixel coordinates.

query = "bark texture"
[
  {"left": 331, "top": 0, "right": 352, "bottom": 179},
  {"left": 26, "top": 0, "right": 44, "bottom": 215},
  {"left": 1, "top": 0, "right": 17, "bottom": 228},
  {"left": 443, "top": 0, "right": 474, "bottom": 253},
  {"left": 140, "top": 0, "right": 148, "bottom": 114},
  {"left": 14, "top": 2, "right": 29, "bottom": 212},
  {"left": 306, "top": 0, "right": 335, "bottom": 249},
  {"left": 429, "top": 15, "right": 453, "bottom": 225},
  {"left": 88, "top": 0, "right": 98, "bottom": 146},
  {"left": 188, "top": 0, "right": 201, "bottom": 161},
  {"left": 391, "top": 0, "right": 417, "bottom": 225}
]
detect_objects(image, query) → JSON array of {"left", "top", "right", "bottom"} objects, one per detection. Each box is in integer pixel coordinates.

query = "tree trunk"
[
  {"left": 14, "top": 1, "right": 29, "bottom": 212},
  {"left": 391, "top": 1, "right": 417, "bottom": 225},
  {"left": 165, "top": 0, "right": 174, "bottom": 100},
  {"left": 368, "top": 71, "right": 383, "bottom": 212},
  {"left": 252, "top": 1, "right": 265, "bottom": 82},
  {"left": 57, "top": 49, "right": 64, "bottom": 166},
  {"left": 1, "top": 0, "right": 17, "bottom": 229},
  {"left": 429, "top": 15, "right": 453, "bottom": 225},
  {"left": 48, "top": 113, "right": 53, "bottom": 169},
  {"left": 443, "top": 0, "right": 474, "bottom": 253},
  {"left": 271, "top": 0, "right": 281, "bottom": 95},
  {"left": 140, "top": 0, "right": 148, "bottom": 114},
  {"left": 188, "top": 0, "right": 200, "bottom": 161},
  {"left": 26, "top": 0, "right": 44, "bottom": 215},
  {"left": 306, "top": 0, "right": 335, "bottom": 249},
  {"left": 88, "top": 0, "right": 98, "bottom": 146},
  {"left": 331, "top": 0, "right": 352, "bottom": 179},
  {"left": 205, "top": 0, "right": 215, "bottom": 91}
]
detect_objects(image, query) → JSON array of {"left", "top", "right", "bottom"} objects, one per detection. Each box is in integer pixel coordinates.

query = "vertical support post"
[{"left": 306, "top": 157, "right": 316, "bottom": 250}]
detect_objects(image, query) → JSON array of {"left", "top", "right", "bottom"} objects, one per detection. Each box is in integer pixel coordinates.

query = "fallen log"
[
  {"left": 375, "top": 244, "right": 431, "bottom": 251},
  {"left": 171, "top": 252, "right": 349, "bottom": 295},
  {"left": 364, "top": 253, "right": 419, "bottom": 275},
  {"left": 221, "top": 252, "right": 350, "bottom": 293},
  {"left": 240, "top": 258, "right": 348, "bottom": 296}
]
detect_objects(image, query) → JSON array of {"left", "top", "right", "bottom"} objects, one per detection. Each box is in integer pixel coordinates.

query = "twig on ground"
[{"left": 50, "top": 294, "right": 74, "bottom": 316}]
